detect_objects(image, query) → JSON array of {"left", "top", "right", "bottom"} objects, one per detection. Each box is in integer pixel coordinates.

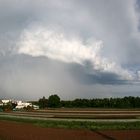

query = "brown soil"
[{"left": 0, "top": 121, "right": 140, "bottom": 140}]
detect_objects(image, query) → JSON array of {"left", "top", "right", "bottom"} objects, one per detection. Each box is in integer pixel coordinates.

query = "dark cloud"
[
  {"left": 0, "top": 54, "right": 139, "bottom": 100},
  {"left": 68, "top": 63, "right": 130, "bottom": 85}
]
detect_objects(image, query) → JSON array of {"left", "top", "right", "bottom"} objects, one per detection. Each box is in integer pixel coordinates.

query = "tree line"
[{"left": 37, "top": 95, "right": 140, "bottom": 109}]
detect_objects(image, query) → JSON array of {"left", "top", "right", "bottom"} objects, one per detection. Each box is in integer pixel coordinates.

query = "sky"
[{"left": 0, "top": 0, "right": 140, "bottom": 100}]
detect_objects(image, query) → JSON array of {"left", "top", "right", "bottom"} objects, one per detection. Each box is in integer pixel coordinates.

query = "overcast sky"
[{"left": 0, "top": 0, "right": 140, "bottom": 100}]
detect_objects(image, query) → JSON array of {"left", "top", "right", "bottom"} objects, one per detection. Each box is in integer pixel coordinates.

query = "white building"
[
  {"left": 15, "top": 101, "right": 32, "bottom": 109},
  {"left": 0, "top": 99, "right": 39, "bottom": 110},
  {"left": 2, "top": 99, "right": 11, "bottom": 104}
]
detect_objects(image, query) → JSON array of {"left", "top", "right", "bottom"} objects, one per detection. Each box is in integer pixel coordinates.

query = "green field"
[
  {"left": 0, "top": 115, "right": 140, "bottom": 130},
  {"left": 0, "top": 108, "right": 140, "bottom": 130}
]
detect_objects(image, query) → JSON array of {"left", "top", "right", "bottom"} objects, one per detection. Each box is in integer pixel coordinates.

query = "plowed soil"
[{"left": 0, "top": 121, "right": 140, "bottom": 140}]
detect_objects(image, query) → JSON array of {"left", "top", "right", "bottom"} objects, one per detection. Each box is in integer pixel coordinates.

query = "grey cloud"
[
  {"left": 0, "top": 0, "right": 140, "bottom": 99},
  {"left": 0, "top": 0, "right": 140, "bottom": 63},
  {"left": 68, "top": 63, "right": 131, "bottom": 85},
  {"left": 0, "top": 55, "right": 140, "bottom": 100},
  {"left": 0, "top": 0, "right": 139, "bottom": 65}
]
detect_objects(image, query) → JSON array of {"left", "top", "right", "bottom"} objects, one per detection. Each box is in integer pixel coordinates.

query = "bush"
[{"left": 2, "top": 103, "right": 13, "bottom": 111}]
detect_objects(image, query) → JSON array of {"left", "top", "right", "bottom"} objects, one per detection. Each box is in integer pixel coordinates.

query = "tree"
[
  {"left": 38, "top": 96, "right": 48, "bottom": 109},
  {"left": 2, "top": 102, "right": 13, "bottom": 111},
  {"left": 11, "top": 102, "right": 17, "bottom": 109},
  {"left": 23, "top": 105, "right": 33, "bottom": 111},
  {"left": 48, "top": 94, "right": 61, "bottom": 108}
]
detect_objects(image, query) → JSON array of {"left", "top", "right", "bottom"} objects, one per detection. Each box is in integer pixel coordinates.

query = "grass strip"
[
  {"left": 0, "top": 116, "right": 140, "bottom": 130},
  {"left": 0, "top": 136, "right": 9, "bottom": 140}
]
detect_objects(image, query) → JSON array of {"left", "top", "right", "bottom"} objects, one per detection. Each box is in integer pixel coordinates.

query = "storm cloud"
[{"left": 0, "top": 0, "right": 140, "bottom": 100}]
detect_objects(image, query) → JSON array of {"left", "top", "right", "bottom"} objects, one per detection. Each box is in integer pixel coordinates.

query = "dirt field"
[{"left": 0, "top": 121, "right": 140, "bottom": 140}]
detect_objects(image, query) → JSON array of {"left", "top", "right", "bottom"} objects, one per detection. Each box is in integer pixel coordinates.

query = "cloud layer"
[
  {"left": 0, "top": 0, "right": 140, "bottom": 99},
  {"left": 17, "top": 25, "right": 134, "bottom": 81}
]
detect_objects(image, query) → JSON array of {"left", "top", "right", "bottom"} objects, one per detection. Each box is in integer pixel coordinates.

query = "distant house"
[
  {"left": 15, "top": 101, "right": 32, "bottom": 109},
  {"left": 2, "top": 99, "right": 11, "bottom": 104},
  {"left": 0, "top": 99, "right": 39, "bottom": 110}
]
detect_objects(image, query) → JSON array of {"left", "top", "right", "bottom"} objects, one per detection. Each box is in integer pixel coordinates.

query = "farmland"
[
  {"left": 0, "top": 120, "right": 140, "bottom": 140},
  {"left": 0, "top": 108, "right": 140, "bottom": 139},
  {"left": 1, "top": 108, "right": 140, "bottom": 120}
]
